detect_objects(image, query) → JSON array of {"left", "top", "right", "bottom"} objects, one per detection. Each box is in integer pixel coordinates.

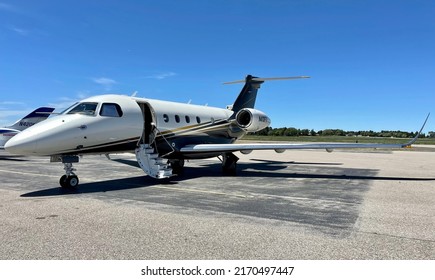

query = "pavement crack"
[{"left": 358, "top": 230, "right": 435, "bottom": 243}]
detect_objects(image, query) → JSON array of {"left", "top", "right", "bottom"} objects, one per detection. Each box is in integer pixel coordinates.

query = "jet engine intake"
[{"left": 235, "top": 108, "right": 271, "bottom": 132}]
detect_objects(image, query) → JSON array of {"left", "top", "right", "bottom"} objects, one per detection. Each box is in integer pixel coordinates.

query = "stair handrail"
[{"left": 150, "top": 123, "right": 175, "bottom": 158}]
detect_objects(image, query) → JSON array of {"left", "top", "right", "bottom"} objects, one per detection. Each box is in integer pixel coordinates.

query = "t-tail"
[
  {"left": 6, "top": 107, "right": 55, "bottom": 131},
  {"left": 224, "top": 75, "right": 310, "bottom": 117},
  {"left": 223, "top": 75, "right": 309, "bottom": 134}
]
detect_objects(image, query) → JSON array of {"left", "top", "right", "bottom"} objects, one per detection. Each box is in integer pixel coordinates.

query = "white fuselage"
[{"left": 5, "top": 94, "right": 235, "bottom": 157}]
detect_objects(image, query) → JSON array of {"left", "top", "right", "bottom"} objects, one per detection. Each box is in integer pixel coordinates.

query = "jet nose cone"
[{"left": 4, "top": 135, "right": 37, "bottom": 155}]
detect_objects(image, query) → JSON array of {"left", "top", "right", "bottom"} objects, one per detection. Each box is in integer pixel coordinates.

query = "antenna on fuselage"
[{"left": 131, "top": 91, "right": 138, "bottom": 97}]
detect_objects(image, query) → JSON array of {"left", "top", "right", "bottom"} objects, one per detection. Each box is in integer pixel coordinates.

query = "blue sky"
[{"left": 1, "top": 0, "right": 434, "bottom": 132}]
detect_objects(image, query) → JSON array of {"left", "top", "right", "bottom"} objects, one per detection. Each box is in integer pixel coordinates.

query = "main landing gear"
[
  {"left": 52, "top": 155, "right": 80, "bottom": 188},
  {"left": 221, "top": 152, "right": 239, "bottom": 176},
  {"left": 169, "top": 159, "right": 185, "bottom": 175}
]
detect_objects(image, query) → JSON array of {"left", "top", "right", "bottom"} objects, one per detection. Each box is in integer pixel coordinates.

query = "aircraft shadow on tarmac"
[
  {"left": 0, "top": 155, "right": 29, "bottom": 162},
  {"left": 21, "top": 175, "right": 157, "bottom": 197},
  {"left": 21, "top": 159, "right": 435, "bottom": 198}
]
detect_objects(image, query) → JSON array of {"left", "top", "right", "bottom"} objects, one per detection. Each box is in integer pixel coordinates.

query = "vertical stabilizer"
[
  {"left": 230, "top": 75, "right": 264, "bottom": 115},
  {"left": 224, "top": 75, "right": 309, "bottom": 118},
  {"left": 7, "top": 107, "right": 55, "bottom": 131}
]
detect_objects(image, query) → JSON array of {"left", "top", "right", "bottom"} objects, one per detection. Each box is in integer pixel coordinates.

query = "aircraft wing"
[
  {"left": 181, "top": 114, "right": 430, "bottom": 154},
  {"left": 180, "top": 141, "right": 411, "bottom": 153}
]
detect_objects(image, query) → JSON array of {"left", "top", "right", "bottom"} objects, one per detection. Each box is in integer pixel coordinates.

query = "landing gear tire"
[
  {"left": 67, "top": 175, "right": 79, "bottom": 188},
  {"left": 59, "top": 175, "right": 67, "bottom": 188},
  {"left": 222, "top": 152, "right": 239, "bottom": 176},
  {"left": 169, "top": 159, "right": 185, "bottom": 175},
  {"left": 60, "top": 175, "right": 79, "bottom": 188},
  {"left": 59, "top": 157, "right": 80, "bottom": 188}
]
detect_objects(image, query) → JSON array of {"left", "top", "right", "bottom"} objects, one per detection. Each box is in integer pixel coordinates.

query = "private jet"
[
  {"left": 0, "top": 107, "right": 55, "bottom": 148},
  {"left": 4, "top": 75, "right": 429, "bottom": 188}
]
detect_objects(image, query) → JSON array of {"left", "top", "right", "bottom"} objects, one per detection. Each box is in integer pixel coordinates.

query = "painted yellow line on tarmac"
[{"left": 0, "top": 169, "right": 59, "bottom": 178}]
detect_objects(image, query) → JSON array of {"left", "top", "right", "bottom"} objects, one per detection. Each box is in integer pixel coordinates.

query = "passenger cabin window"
[
  {"left": 100, "top": 103, "right": 123, "bottom": 117},
  {"left": 67, "top": 102, "right": 98, "bottom": 116},
  {"left": 163, "top": 114, "right": 169, "bottom": 123},
  {"left": 185, "top": 116, "right": 190, "bottom": 123},
  {"left": 175, "top": 115, "right": 180, "bottom": 123},
  {"left": 196, "top": 116, "right": 201, "bottom": 124}
]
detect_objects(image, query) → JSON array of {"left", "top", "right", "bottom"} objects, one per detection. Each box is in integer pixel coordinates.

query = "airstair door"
[
  {"left": 136, "top": 102, "right": 156, "bottom": 145},
  {"left": 134, "top": 102, "right": 172, "bottom": 179}
]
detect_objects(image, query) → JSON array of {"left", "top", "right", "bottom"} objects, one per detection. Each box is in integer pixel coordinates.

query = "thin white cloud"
[
  {"left": 47, "top": 92, "right": 92, "bottom": 112},
  {"left": 76, "top": 90, "right": 90, "bottom": 99},
  {"left": 0, "top": 109, "right": 32, "bottom": 126},
  {"left": 0, "top": 101, "right": 26, "bottom": 106},
  {"left": 0, "top": 2, "right": 15, "bottom": 11},
  {"left": 0, "top": 101, "right": 27, "bottom": 125},
  {"left": 92, "top": 77, "right": 117, "bottom": 90},
  {"left": 47, "top": 96, "right": 80, "bottom": 112},
  {"left": 0, "top": 109, "right": 28, "bottom": 118},
  {"left": 0, "top": 3, "right": 31, "bottom": 16},
  {"left": 47, "top": 101, "right": 75, "bottom": 111},
  {"left": 9, "top": 26, "right": 29, "bottom": 36},
  {"left": 145, "top": 72, "right": 177, "bottom": 80}
]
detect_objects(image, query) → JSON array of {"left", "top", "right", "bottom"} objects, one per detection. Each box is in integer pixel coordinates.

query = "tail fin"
[
  {"left": 7, "top": 107, "right": 55, "bottom": 131},
  {"left": 224, "top": 75, "right": 310, "bottom": 117},
  {"left": 228, "top": 75, "right": 263, "bottom": 114}
]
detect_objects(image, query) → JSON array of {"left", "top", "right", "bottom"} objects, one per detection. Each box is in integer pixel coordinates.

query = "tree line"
[{"left": 251, "top": 127, "right": 435, "bottom": 138}]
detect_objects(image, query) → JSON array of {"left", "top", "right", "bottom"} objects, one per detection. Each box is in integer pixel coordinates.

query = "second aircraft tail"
[{"left": 7, "top": 107, "right": 55, "bottom": 131}]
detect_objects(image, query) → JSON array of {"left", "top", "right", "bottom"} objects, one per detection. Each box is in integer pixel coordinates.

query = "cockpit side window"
[
  {"left": 67, "top": 102, "right": 98, "bottom": 116},
  {"left": 100, "top": 103, "right": 123, "bottom": 117}
]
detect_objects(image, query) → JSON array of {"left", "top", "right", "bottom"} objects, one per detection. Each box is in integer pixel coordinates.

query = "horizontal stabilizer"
[{"left": 223, "top": 76, "right": 310, "bottom": 85}]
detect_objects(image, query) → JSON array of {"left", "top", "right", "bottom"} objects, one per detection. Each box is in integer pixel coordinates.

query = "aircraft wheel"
[
  {"left": 59, "top": 175, "right": 79, "bottom": 188},
  {"left": 222, "top": 153, "right": 238, "bottom": 176},
  {"left": 66, "top": 175, "right": 79, "bottom": 188},
  {"left": 59, "top": 175, "right": 67, "bottom": 188},
  {"left": 222, "top": 162, "right": 237, "bottom": 176},
  {"left": 170, "top": 159, "right": 185, "bottom": 175}
]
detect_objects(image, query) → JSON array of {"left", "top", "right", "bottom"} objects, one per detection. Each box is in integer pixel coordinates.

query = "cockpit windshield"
[
  {"left": 66, "top": 102, "right": 98, "bottom": 116},
  {"left": 59, "top": 102, "right": 79, "bottom": 115}
]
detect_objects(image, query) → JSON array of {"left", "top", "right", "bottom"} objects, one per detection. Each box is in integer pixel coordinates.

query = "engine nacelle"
[{"left": 235, "top": 108, "right": 271, "bottom": 132}]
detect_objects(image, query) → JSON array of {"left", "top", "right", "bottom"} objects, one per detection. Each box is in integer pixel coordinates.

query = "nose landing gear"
[
  {"left": 59, "top": 162, "right": 79, "bottom": 188},
  {"left": 51, "top": 155, "right": 80, "bottom": 188}
]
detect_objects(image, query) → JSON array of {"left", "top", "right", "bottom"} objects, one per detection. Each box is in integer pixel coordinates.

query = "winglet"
[{"left": 402, "top": 113, "right": 430, "bottom": 148}]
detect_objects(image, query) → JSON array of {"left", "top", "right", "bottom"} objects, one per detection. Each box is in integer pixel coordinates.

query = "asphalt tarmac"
[{"left": 0, "top": 148, "right": 434, "bottom": 259}]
